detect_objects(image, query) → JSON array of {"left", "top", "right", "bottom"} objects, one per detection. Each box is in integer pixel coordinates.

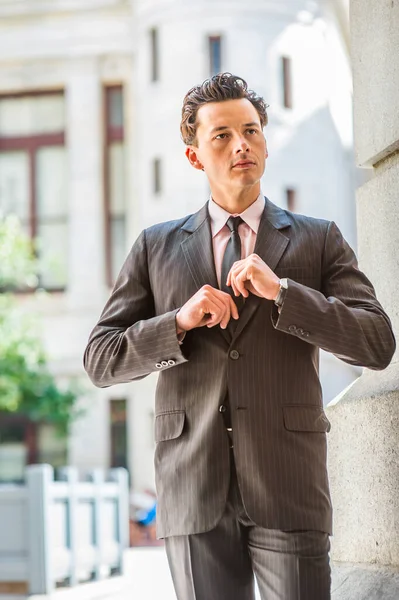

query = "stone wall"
[{"left": 327, "top": 1, "right": 399, "bottom": 596}]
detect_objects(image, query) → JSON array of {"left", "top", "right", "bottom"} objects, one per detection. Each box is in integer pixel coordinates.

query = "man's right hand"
[{"left": 176, "top": 285, "right": 239, "bottom": 333}]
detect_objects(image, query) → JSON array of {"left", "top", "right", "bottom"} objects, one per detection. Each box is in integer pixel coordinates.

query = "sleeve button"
[
  {"left": 155, "top": 363, "right": 163, "bottom": 369},
  {"left": 161, "top": 360, "right": 168, "bottom": 367},
  {"left": 168, "top": 359, "right": 176, "bottom": 366}
]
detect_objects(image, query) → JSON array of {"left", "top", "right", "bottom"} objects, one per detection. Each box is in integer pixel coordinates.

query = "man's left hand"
[{"left": 226, "top": 254, "right": 280, "bottom": 301}]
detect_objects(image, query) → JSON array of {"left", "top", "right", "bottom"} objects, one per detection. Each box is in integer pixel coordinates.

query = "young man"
[{"left": 84, "top": 73, "right": 395, "bottom": 600}]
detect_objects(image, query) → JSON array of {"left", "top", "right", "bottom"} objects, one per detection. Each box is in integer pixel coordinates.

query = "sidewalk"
[
  {"left": 118, "top": 547, "right": 176, "bottom": 599},
  {"left": 113, "top": 547, "right": 262, "bottom": 600},
  {"left": 11, "top": 549, "right": 398, "bottom": 600},
  {"left": 3, "top": 547, "right": 260, "bottom": 600}
]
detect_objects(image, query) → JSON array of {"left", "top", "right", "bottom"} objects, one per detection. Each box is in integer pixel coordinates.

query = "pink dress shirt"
[{"left": 208, "top": 193, "right": 265, "bottom": 288}]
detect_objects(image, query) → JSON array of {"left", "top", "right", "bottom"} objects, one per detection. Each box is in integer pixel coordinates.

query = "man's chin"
[{"left": 231, "top": 174, "right": 262, "bottom": 188}]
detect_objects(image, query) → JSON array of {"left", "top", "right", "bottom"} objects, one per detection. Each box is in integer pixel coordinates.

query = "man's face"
[{"left": 186, "top": 98, "right": 268, "bottom": 193}]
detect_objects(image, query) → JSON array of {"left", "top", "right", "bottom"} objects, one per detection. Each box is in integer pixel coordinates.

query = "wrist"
[
  {"left": 271, "top": 279, "right": 281, "bottom": 301},
  {"left": 175, "top": 310, "right": 186, "bottom": 336}
]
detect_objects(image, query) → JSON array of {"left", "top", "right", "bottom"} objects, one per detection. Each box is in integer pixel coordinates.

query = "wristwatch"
[{"left": 274, "top": 278, "right": 288, "bottom": 308}]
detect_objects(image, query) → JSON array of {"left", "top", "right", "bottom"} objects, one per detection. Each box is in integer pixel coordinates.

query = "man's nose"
[{"left": 234, "top": 136, "right": 250, "bottom": 153}]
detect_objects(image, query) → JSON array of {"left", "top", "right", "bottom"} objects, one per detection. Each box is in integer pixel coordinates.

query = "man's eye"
[
  {"left": 247, "top": 129, "right": 257, "bottom": 135},
  {"left": 215, "top": 133, "right": 228, "bottom": 140}
]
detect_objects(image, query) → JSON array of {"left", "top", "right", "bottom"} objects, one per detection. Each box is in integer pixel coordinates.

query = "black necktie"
[{"left": 221, "top": 216, "right": 244, "bottom": 311}]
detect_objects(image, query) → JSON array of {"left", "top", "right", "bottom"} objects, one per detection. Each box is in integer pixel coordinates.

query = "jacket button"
[
  {"left": 219, "top": 405, "right": 227, "bottom": 413},
  {"left": 229, "top": 349, "right": 240, "bottom": 360},
  {"left": 155, "top": 363, "right": 162, "bottom": 369}
]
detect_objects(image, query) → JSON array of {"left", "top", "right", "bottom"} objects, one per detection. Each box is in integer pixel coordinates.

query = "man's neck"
[{"left": 210, "top": 184, "right": 261, "bottom": 214}]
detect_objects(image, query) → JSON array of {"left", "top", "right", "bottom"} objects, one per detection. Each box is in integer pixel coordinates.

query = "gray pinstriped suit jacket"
[{"left": 84, "top": 198, "right": 395, "bottom": 538}]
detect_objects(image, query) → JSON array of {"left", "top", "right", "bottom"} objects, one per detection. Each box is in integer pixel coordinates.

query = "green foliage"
[
  {"left": 0, "top": 214, "right": 38, "bottom": 289},
  {"left": 0, "top": 216, "right": 81, "bottom": 434}
]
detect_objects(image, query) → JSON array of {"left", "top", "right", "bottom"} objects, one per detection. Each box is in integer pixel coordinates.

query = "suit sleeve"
[
  {"left": 272, "top": 221, "right": 396, "bottom": 370},
  {"left": 83, "top": 229, "right": 188, "bottom": 388}
]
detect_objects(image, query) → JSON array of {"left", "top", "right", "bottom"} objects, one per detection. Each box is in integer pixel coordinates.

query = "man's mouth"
[{"left": 232, "top": 161, "right": 256, "bottom": 169}]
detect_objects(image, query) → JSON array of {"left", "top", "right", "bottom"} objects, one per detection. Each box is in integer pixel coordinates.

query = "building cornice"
[
  {"left": 0, "top": 0, "right": 129, "bottom": 19},
  {"left": 134, "top": 0, "right": 309, "bottom": 21}
]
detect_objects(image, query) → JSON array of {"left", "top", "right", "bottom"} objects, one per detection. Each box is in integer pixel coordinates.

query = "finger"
[
  {"left": 236, "top": 273, "right": 250, "bottom": 298},
  {"left": 230, "top": 264, "right": 247, "bottom": 297},
  {"left": 227, "top": 264, "right": 240, "bottom": 296},
  {"left": 211, "top": 290, "right": 234, "bottom": 328},
  {"left": 231, "top": 263, "right": 251, "bottom": 297},
  {"left": 211, "top": 291, "right": 232, "bottom": 329},
  {"left": 229, "top": 296, "right": 239, "bottom": 320},
  {"left": 219, "top": 297, "right": 231, "bottom": 329},
  {"left": 203, "top": 296, "right": 226, "bottom": 328},
  {"left": 230, "top": 275, "right": 240, "bottom": 298},
  {"left": 226, "top": 260, "right": 244, "bottom": 289}
]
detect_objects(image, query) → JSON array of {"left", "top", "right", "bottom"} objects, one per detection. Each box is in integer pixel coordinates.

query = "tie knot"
[{"left": 226, "top": 216, "right": 243, "bottom": 234}]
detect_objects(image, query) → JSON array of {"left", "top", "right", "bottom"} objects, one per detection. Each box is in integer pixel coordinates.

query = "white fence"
[{"left": 0, "top": 464, "right": 129, "bottom": 595}]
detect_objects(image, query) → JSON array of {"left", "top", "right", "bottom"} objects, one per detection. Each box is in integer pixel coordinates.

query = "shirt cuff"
[{"left": 177, "top": 331, "right": 186, "bottom": 345}]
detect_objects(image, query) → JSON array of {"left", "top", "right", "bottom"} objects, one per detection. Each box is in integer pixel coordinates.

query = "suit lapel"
[
  {"left": 232, "top": 198, "right": 291, "bottom": 341},
  {"left": 181, "top": 203, "right": 218, "bottom": 290},
  {"left": 180, "top": 198, "right": 291, "bottom": 345},
  {"left": 181, "top": 203, "right": 231, "bottom": 344}
]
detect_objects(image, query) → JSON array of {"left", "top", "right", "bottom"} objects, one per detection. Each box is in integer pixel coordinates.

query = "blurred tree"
[
  {"left": 0, "top": 214, "right": 38, "bottom": 290},
  {"left": 0, "top": 215, "right": 80, "bottom": 434}
]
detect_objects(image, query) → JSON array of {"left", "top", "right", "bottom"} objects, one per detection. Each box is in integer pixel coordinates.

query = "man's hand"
[
  {"left": 227, "top": 254, "right": 280, "bottom": 300},
  {"left": 176, "top": 285, "right": 239, "bottom": 333}
]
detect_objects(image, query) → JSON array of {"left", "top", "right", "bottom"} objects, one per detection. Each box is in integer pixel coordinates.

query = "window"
[
  {"left": 286, "top": 188, "right": 296, "bottom": 212},
  {"left": 209, "top": 36, "right": 222, "bottom": 76},
  {"left": 150, "top": 28, "right": 159, "bottom": 82},
  {"left": 110, "top": 399, "right": 128, "bottom": 470},
  {"left": 0, "top": 413, "right": 67, "bottom": 484},
  {"left": 37, "top": 423, "right": 67, "bottom": 468},
  {"left": 282, "top": 57, "right": 293, "bottom": 109},
  {"left": 104, "top": 86, "right": 126, "bottom": 286},
  {"left": 0, "top": 92, "right": 68, "bottom": 289},
  {"left": 153, "top": 158, "right": 161, "bottom": 194},
  {"left": 0, "top": 415, "right": 32, "bottom": 483}
]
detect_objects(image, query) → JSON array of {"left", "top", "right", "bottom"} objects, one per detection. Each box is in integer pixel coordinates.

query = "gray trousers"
[{"left": 165, "top": 456, "right": 331, "bottom": 600}]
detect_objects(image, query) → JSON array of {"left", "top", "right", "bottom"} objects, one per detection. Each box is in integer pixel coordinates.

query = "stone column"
[
  {"left": 65, "top": 58, "right": 107, "bottom": 309},
  {"left": 326, "top": 1, "right": 399, "bottom": 597}
]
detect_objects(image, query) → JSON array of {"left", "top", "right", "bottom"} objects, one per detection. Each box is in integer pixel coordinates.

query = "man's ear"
[{"left": 185, "top": 146, "right": 204, "bottom": 171}]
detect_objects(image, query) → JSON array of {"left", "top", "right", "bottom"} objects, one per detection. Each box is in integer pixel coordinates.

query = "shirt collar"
[{"left": 208, "top": 192, "right": 265, "bottom": 238}]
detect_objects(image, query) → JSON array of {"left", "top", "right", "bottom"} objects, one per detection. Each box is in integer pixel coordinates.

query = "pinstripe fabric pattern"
[
  {"left": 165, "top": 459, "right": 331, "bottom": 599},
  {"left": 83, "top": 197, "right": 395, "bottom": 539}
]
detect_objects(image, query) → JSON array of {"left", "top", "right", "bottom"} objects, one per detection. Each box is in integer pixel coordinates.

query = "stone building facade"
[
  {"left": 0, "top": 0, "right": 356, "bottom": 494},
  {"left": 326, "top": 1, "right": 399, "bottom": 596}
]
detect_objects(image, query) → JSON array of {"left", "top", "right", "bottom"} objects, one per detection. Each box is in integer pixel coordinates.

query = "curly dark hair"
[{"left": 180, "top": 73, "right": 268, "bottom": 146}]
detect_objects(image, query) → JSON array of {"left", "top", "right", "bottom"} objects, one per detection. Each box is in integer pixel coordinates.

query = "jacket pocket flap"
[
  {"left": 155, "top": 410, "right": 185, "bottom": 442},
  {"left": 283, "top": 405, "right": 331, "bottom": 433}
]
